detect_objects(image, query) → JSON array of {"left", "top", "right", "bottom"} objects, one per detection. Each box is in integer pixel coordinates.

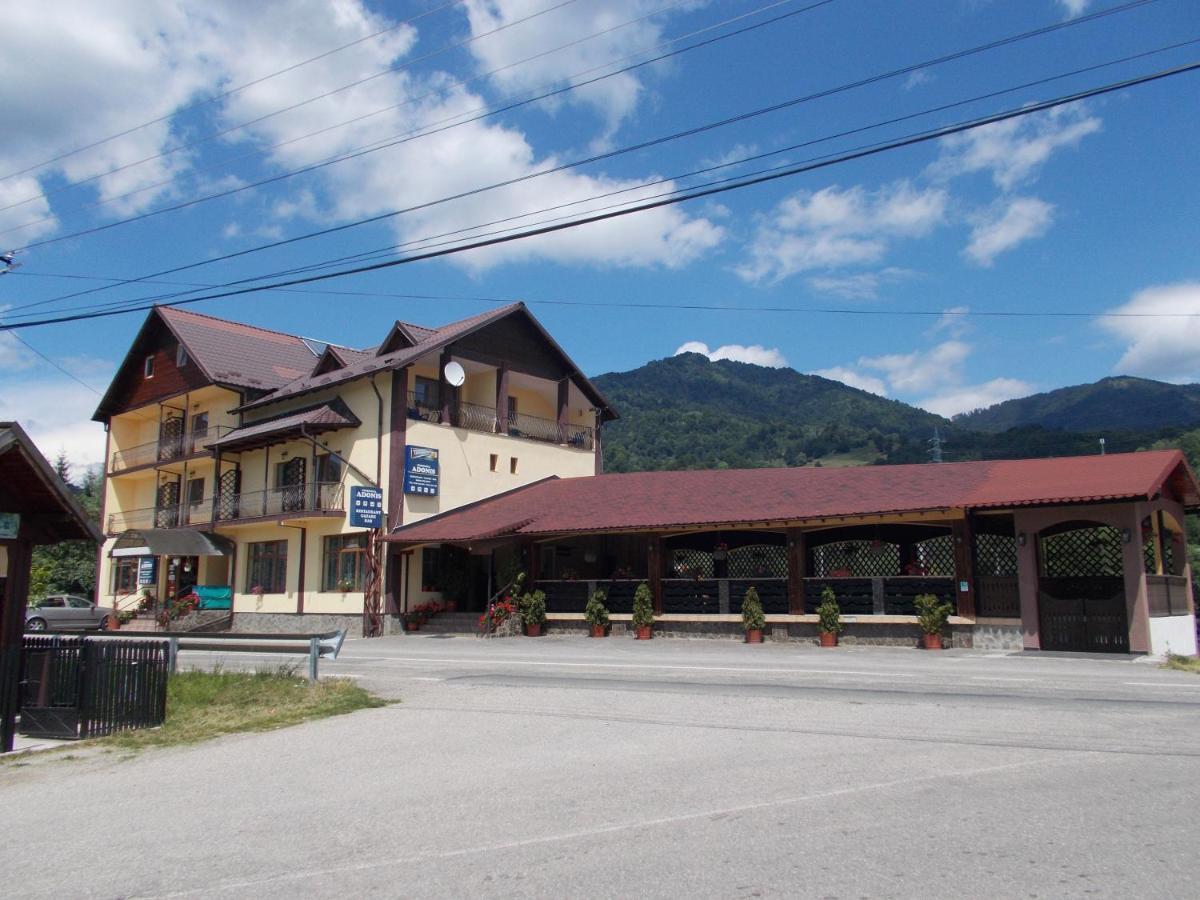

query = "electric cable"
[{"left": 3, "top": 60, "right": 1194, "bottom": 333}]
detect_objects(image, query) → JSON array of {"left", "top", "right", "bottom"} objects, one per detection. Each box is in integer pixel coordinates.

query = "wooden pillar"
[
  {"left": 556, "top": 378, "right": 569, "bottom": 443},
  {"left": 211, "top": 448, "right": 223, "bottom": 525},
  {"left": 387, "top": 368, "right": 408, "bottom": 531},
  {"left": 787, "top": 528, "right": 805, "bottom": 614},
  {"left": 0, "top": 535, "right": 33, "bottom": 753},
  {"left": 496, "top": 363, "right": 510, "bottom": 434},
  {"left": 295, "top": 526, "right": 306, "bottom": 614},
  {"left": 525, "top": 538, "right": 539, "bottom": 590},
  {"left": 952, "top": 517, "right": 976, "bottom": 619},
  {"left": 439, "top": 347, "right": 454, "bottom": 426},
  {"left": 594, "top": 419, "right": 603, "bottom": 475},
  {"left": 648, "top": 534, "right": 663, "bottom": 616}
]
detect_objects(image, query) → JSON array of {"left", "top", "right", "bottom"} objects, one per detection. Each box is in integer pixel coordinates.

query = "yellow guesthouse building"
[{"left": 93, "top": 303, "right": 616, "bottom": 633}]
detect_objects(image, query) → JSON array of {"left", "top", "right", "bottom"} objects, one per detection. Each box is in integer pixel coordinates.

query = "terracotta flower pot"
[
  {"left": 819, "top": 631, "right": 838, "bottom": 648},
  {"left": 406, "top": 619, "right": 421, "bottom": 632},
  {"left": 524, "top": 622, "right": 543, "bottom": 637},
  {"left": 745, "top": 628, "right": 763, "bottom": 644},
  {"left": 635, "top": 624, "right": 653, "bottom": 640},
  {"left": 923, "top": 632, "right": 943, "bottom": 650},
  {"left": 589, "top": 624, "right": 606, "bottom": 638}
]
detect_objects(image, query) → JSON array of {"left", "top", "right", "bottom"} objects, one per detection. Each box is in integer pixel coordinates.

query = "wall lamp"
[
  {"left": 1017, "top": 532, "right": 1027, "bottom": 547},
  {"left": 1122, "top": 528, "right": 1132, "bottom": 544}
]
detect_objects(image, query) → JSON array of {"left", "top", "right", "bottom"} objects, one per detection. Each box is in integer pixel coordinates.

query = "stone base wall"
[
  {"left": 229, "top": 613, "right": 404, "bottom": 636},
  {"left": 971, "top": 621, "right": 1023, "bottom": 651},
  {"left": 547, "top": 620, "right": 973, "bottom": 648}
]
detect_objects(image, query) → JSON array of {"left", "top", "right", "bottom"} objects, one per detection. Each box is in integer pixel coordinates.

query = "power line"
[
  {"left": 8, "top": 36, "right": 1195, "bottom": 324},
  {"left": 4, "top": 61, "right": 1194, "bottom": 333},
  {"left": 12, "top": 269, "right": 1200, "bottom": 320},
  {"left": 6, "top": 332, "right": 102, "bottom": 394},
  {"left": 0, "top": 0, "right": 462, "bottom": 184},
  {"left": 5, "top": 0, "right": 1152, "bottom": 317},
  {"left": 0, "top": 0, "right": 587, "bottom": 211},
  {"left": 9, "top": 0, "right": 836, "bottom": 253},
  {"left": 0, "top": 0, "right": 701, "bottom": 221}
]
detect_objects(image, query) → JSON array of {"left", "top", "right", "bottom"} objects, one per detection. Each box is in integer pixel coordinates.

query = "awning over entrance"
[
  {"left": 110, "top": 528, "right": 235, "bottom": 558},
  {"left": 208, "top": 397, "right": 360, "bottom": 453}
]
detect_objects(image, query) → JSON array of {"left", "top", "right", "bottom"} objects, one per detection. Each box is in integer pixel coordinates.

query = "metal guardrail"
[
  {"left": 84, "top": 629, "right": 347, "bottom": 681},
  {"left": 406, "top": 391, "right": 595, "bottom": 450},
  {"left": 110, "top": 426, "right": 233, "bottom": 472}
]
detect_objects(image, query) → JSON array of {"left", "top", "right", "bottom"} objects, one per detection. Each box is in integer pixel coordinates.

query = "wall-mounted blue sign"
[
  {"left": 403, "top": 446, "right": 439, "bottom": 496},
  {"left": 349, "top": 485, "right": 385, "bottom": 529},
  {"left": 137, "top": 557, "right": 158, "bottom": 585}
]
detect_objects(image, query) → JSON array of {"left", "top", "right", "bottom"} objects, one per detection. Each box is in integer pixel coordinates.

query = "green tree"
[{"left": 28, "top": 458, "right": 102, "bottom": 601}]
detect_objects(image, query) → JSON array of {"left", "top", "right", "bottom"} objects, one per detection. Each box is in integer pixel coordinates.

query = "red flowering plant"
[{"left": 478, "top": 597, "right": 516, "bottom": 633}]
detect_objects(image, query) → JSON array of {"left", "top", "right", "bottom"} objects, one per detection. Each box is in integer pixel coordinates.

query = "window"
[
  {"left": 39, "top": 597, "right": 66, "bottom": 608},
  {"left": 176, "top": 344, "right": 189, "bottom": 367},
  {"left": 191, "top": 412, "right": 209, "bottom": 442},
  {"left": 414, "top": 375, "right": 440, "bottom": 408},
  {"left": 67, "top": 596, "right": 92, "bottom": 608},
  {"left": 323, "top": 534, "right": 367, "bottom": 591},
  {"left": 112, "top": 559, "right": 139, "bottom": 595},
  {"left": 509, "top": 456, "right": 518, "bottom": 474},
  {"left": 316, "top": 453, "right": 343, "bottom": 483},
  {"left": 143, "top": 355, "right": 155, "bottom": 378},
  {"left": 489, "top": 453, "right": 498, "bottom": 472},
  {"left": 421, "top": 546, "right": 443, "bottom": 592},
  {"left": 187, "top": 477, "right": 205, "bottom": 506},
  {"left": 247, "top": 540, "right": 288, "bottom": 593},
  {"left": 507, "top": 396, "right": 518, "bottom": 420}
]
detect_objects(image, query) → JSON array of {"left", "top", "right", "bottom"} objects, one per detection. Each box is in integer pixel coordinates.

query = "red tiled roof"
[
  {"left": 159, "top": 306, "right": 318, "bottom": 390},
  {"left": 209, "top": 397, "right": 361, "bottom": 452},
  {"left": 387, "top": 450, "right": 1198, "bottom": 544}
]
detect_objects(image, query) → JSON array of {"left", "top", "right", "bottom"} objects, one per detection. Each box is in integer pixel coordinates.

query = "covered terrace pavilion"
[{"left": 386, "top": 451, "right": 1200, "bottom": 653}]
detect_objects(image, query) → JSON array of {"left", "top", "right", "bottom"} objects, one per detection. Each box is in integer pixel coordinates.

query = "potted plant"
[
  {"left": 741, "top": 586, "right": 765, "bottom": 643},
  {"left": 631, "top": 582, "right": 654, "bottom": 640},
  {"left": 337, "top": 577, "right": 355, "bottom": 594},
  {"left": 816, "top": 586, "right": 843, "bottom": 647},
  {"left": 519, "top": 589, "right": 547, "bottom": 637},
  {"left": 914, "top": 593, "right": 953, "bottom": 650},
  {"left": 585, "top": 589, "right": 610, "bottom": 637}
]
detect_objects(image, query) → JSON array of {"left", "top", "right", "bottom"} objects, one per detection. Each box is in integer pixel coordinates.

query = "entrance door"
[{"left": 1037, "top": 523, "right": 1129, "bottom": 653}]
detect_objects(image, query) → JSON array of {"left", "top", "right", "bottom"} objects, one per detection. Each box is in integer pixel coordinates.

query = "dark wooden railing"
[
  {"left": 216, "top": 482, "right": 343, "bottom": 522},
  {"left": 407, "top": 392, "right": 594, "bottom": 450},
  {"left": 1146, "top": 574, "right": 1190, "bottom": 617},
  {"left": 976, "top": 575, "right": 1021, "bottom": 618}
]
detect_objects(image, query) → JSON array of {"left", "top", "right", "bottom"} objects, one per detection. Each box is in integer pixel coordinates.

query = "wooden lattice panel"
[{"left": 1041, "top": 526, "right": 1123, "bottom": 578}]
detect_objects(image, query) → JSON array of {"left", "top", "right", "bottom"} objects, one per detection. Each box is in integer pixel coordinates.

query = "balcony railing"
[
  {"left": 215, "top": 482, "right": 344, "bottom": 522},
  {"left": 107, "top": 500, "right": 214, "bottom": 534},
  {"left": 106, "top": 483, "right": 344, "bottom": 533},
  {"left": 110, "top": 426, "right": 233, "bottom": 473},
  {"left": 406, "top": 392, "right": 593, "bottom": 450}
]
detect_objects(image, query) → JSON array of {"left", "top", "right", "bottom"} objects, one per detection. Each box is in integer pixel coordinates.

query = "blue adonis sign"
[
  {"left": 349, "top": 485, "right": 385, "bottom": 529},
  {"left": 403, "top": 446, "right": 439, "bottom": 496}
]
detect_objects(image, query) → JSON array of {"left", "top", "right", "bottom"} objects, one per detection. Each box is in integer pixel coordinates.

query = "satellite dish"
[{"left": 443, "top": 360, "right": 466, "bottom": 387}]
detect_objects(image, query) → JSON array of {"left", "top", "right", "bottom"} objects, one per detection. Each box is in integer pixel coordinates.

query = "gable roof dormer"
[
  {"left": 311, "top": 345, "right": 349, "bottom": 376},
  {"left": 377, "top": 321, "right": 422, "bottom": 355}
]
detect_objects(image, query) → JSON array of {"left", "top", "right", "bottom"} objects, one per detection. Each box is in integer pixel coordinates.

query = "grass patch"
[
  {"left": 101, "top": 667, "right": 387, "bottom": 751},
  {"left": 1163, "top": 653, "right": 1200, "bottom": 674}
]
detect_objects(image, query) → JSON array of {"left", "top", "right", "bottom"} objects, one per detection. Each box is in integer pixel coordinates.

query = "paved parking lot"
[{"left": 3, "top": 636, "right": 1199, "bottom": 898}]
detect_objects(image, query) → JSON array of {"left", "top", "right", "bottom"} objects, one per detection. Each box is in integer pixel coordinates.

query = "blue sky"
[{"left": 1, "top": 0, "right": 1197, "bottom": 467}]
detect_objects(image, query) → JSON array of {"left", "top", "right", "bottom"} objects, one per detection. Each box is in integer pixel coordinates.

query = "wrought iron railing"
[
  {"left": 110, "top": 426, "right": 233, "bottom": 473},
  {"left": 215, "top": 482, "right": 344, "bottom": 522},
  {"left": 406, "top": 392, "right": 594, "bottom": 450},
  {"left": 107, "top": 500, "right": 216, "bottom": 534}
]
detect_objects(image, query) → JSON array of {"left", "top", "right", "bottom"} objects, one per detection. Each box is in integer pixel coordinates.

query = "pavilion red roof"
[{"left": 386, "top": 450, "right": 1198, "bottom": 544}]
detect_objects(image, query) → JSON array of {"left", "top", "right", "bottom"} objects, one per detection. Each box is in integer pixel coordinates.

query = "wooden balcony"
[
  {"left": 109, "top": 426, "right": 233, "bottom": 474},
  {"left": 106, "top": 482, "right": 344, "bottom": 534},
  {"left": 407, "top": 393, "right": 593, "bottom": 450}
]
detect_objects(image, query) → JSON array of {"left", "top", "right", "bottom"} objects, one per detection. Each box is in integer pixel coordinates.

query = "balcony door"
[
  {"left": 158, "top": 414, "right": 184, "bottom": 461},
  {"left": 277, "top": 457, "right": 307, "bottom": 512},
  {"left": 155, "top": 479, "right": 180, "bottom": 528}
]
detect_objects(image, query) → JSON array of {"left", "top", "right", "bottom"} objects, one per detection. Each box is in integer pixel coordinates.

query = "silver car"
[{"left": 25, "top": 595, "right": 113, "bottom": 632}]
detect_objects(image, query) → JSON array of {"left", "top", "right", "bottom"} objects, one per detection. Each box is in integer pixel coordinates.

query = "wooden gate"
[{"left": 1038, "top": 577, "right": 1128, "bottom": 652}]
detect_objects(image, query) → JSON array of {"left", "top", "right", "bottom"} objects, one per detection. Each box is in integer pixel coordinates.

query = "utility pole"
[{"left": 928, "top": 427, "right": 945, "bottom": 464}]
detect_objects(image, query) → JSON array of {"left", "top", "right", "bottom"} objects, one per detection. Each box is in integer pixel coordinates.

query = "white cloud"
[
  {"left": 858, "top": 340, "right": 972, "bottom": 394},
  {"left": 811, "top": 366, "right": 888, "bottom": 396},
  {"left": 736, "top": 181, "right": 947, "bottom": 284},
  {"left": 965, "top": 196, "right": 1054, "bottom": 266},
  {"left": 1101, "top": 282, "right": 1200, "bottom": 382},
  {"left": 0, "top": 380, "right": 108, "bottom": 470},
  {"left": 918, "top": 378, "right": 1035, "bottom": 418},
  {"left": 462, "top": 0, "right": 687, "bottom": 138},
  {"left": 1058, "top": 0, "right": 1091, "bottom": 17},
  {"left": 675, "top": 341, "right": 788, "bottom": 368},
  {"left": 930, "top": 104, "right": 1101, "bottom": 191},
  {"left": 807, "top": 267, "right": 913, "bottom": 301},
  {"left": 932, "top": 305, "right": 971, "bottom": 338},
  {"left": 0, "top": 1, "right": 721, "bottom": 273},
  {"left": 902, "top": 70, "right": 932, "bottom": 91}
]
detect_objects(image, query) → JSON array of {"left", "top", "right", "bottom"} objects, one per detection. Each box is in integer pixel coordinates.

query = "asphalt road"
[{"left": 3, "top": 635, "right": 1199, "bottom": 899}]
